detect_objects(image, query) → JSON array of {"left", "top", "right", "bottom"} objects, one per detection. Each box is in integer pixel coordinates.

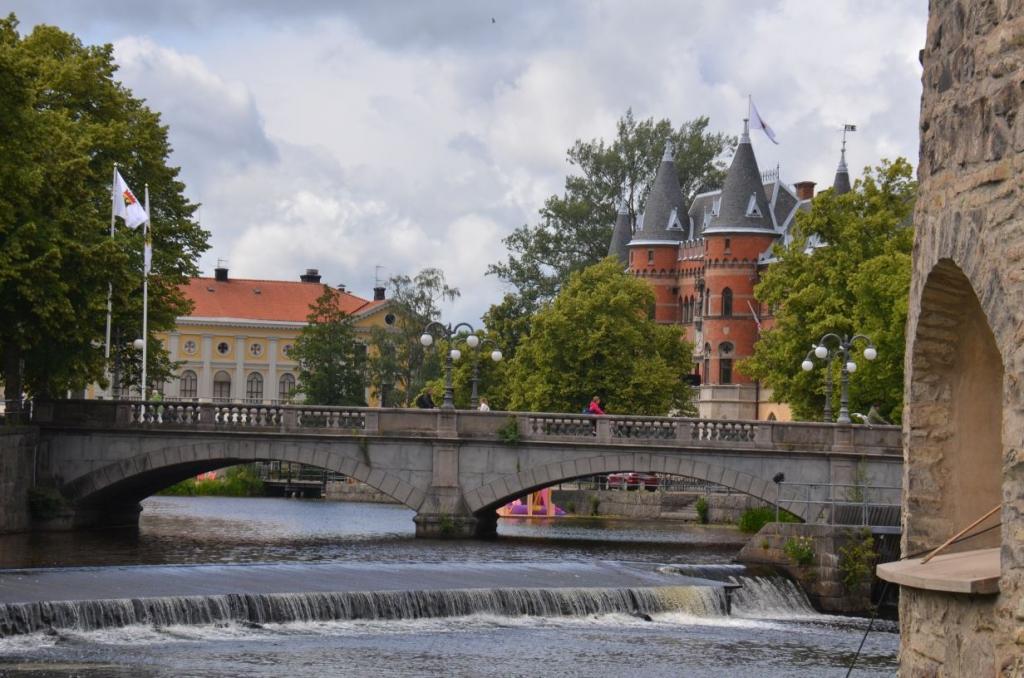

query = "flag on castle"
[
  {"left": 113, "top": 169, "right": 148, "bottom": 228},
  {"left": 748, "top": 96, "right": 779, "bottom": 145}
]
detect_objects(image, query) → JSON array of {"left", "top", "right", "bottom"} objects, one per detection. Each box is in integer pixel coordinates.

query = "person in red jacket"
[{"left": 588, "top": 396, "right": 605, "bottom": 415}]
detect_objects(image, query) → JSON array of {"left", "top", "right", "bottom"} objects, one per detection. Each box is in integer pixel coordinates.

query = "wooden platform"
[{"left": 876, "top": 547, "right": 1000, "bottom": 594}]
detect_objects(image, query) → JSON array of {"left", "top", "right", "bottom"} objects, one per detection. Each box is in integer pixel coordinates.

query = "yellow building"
[{"left": 156, "top": 265, "right": 390, "bottom": 403}]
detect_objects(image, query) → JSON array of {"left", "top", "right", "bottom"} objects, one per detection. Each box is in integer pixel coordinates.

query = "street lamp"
[
  {"left": 460, "top": 336, "right": 503, "bottom": 409},
  {"left": 800, "top": 333, "right": 877, "bottom": 424},
  {"left": 420, "top": 320, "right": 478, "bottom": 410}
]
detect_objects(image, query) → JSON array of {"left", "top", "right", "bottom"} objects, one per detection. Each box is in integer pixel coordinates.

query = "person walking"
[
  {"left": 478, "top": 397, "right": 491, "bottom": 412},
  {"left": 588, "top": 396, "right": 605, "bottom": 415}
]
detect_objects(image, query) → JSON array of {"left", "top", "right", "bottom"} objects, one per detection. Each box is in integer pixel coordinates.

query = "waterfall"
[
  {"left": 657, "top": 564, "right": 817, "bottom": 617},
  {"left": 0, "top": 586, "right": 728, "bottom": 637}
]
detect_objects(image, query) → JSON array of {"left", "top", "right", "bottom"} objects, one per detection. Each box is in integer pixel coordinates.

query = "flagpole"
[
  {"left": 142, "top": 184, "right": 150, "bottom": 401},
  {"left": 104, "top": 162, "right": 117, "bottom": 399}
]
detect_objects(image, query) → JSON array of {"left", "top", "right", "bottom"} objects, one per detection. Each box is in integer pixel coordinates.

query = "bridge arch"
[
  {"left": 61, "top": 438, "right": 424, "bottom": 513},
  {"left": 465, "top": 453, "right": 809, "bottom": 521}
]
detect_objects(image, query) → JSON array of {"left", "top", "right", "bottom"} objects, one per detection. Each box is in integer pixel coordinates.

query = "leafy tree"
[
  {"left": 366, "top": 268, "right": 458, "bottom": 407},
  {"left": 743, "top": 158, "right": 915, "bottom": 423},
  {"left": 0, "top": 15, "right": 208, "bottom": 409},
  {"left": 488, "top": 110, "right": 735, "bottom": 305},
  {"left": 290, "top": 286, "right": 367, "bottom": 406},
  {"left": 506, "top": 258, "right": 695, "bottom": 415}
]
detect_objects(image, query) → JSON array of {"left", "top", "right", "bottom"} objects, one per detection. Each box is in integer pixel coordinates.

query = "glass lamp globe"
[
  {"left": 801, "top": 359, "right": 814, "bottom": 372},
  {"left": 450, "top": 348, "right": 461, "bottom": 361},
  {"left": 133, "top": 338, "right": 145, "bottom": 350},
  {"left": 846, "top": 361, "right": 857, "bottom": 373},
  {"left": 420, "top": 333, "right": 433, "bottom": 347},
  {"left": 814, "top": 345, "right": 828, "bottom": 359},
  {"left": 466, "top": 334, "right": 480, "bottom": 349},
  {"left": 491, "top": 350, "right": 503, "bottom": 362},
  {"left": 863, "top": 346, "right": 878, "bottom": 361}
]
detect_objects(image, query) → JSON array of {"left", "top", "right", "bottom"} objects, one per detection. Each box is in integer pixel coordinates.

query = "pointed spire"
[
  {"left": 833, "top": 125, "right": 854, "bottom": 195},
  {"left": 704, "top": 119, "right": 773, "bottom": 234},
  {"left": 608, "top": 194, "right": 632, "bottom": 264},
  {"left": 634, "top": 140, "right": 688, "bottom": 243}
]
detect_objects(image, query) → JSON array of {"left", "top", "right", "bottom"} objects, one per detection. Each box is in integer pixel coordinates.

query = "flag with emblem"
[
  {"left": 113, "top": 170, "right": 148, "bottom": 228},
  {"left": 748, "top": 96, "right": 779, "bottom": 145}
]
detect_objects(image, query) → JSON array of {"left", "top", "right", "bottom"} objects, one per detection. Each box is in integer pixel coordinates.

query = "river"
[{"left": 0, "top": 496, "right": 898, "bottom": 677}]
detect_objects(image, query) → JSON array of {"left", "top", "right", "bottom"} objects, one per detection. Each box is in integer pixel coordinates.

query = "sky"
[{"left": 8, "top": 1, "right": 928, "bottom": 323}]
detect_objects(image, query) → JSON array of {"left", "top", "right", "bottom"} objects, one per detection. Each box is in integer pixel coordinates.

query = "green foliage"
[
  {"left": 159, "top": 465, "right": 264, "bottom": 497},
  {"left": 27, "top": 487, "right": 68, "bottom": 520},
  {"left": 838, "top": 529, "right": 877, "bottom": 590},
  {"left": 737, "top": 506, "right": 799, "bottom": 533},
  {"left": 496, "top": 416, "right": 520, "bottom": 445},
  {"left": 506, "top": 259, "right": 695, "bottom": 416},
  {"left": 695, "top": 496, "right": 709, "bottom": 524},
  {"left": 438, "top": 513, "right": 455, "bottom": 537},
  {"left": 366, "top": 268, "right": 457, "bottom": 407},
  {"left": 488, "top": 110, "right": 735, "bottom": 306},
  {"left": 783, "top": 536, "right": 816, "bottom": 567},
  {"left": 589, "top": 496, "right": 601, "bottom": 516},
  {"left": 0, "top": 15, "right": 209, "bottom": 403},
  {"left": 744, "top": 158, "right": 915, "bottom": 423},
  {"left": 565, "top": 501, "right": 576, "bottom": 514},
  {"left": 290, "top": 286, "right": 367, "bottom": 406}
]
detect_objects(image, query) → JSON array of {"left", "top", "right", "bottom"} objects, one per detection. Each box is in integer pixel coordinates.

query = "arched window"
[
  {"left": 246, "top": 372, "right": 263, "bottom": 403},
  {"left": 279, "top": 373, "right": 296, "bottom": 402},
  {"left": 179, "top": 370, "right": 198, "bottom": 399},
  {"left": 705, "top": 290, "right": 711, "bottom": 316},
  {"left": 703, "top": 343, "right": 711, "bottom": 386},
  {"left": 719, "top": 342, "right": 734, "bottom": 385},
  {"left": 213, "top": 370, "right": 232, "bottom": 402},
  {"left": 722, "top": 288, "right": 733, "bottom": 317}
]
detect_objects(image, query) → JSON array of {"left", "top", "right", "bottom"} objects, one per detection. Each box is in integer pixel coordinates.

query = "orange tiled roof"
[{"left": 181, "top": 276, "right": 380, "bottom": 323}]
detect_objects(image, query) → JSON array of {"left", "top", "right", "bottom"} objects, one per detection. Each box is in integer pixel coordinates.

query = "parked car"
[{"left": 606, "top": 472, "right": 659, "bottom": 491}]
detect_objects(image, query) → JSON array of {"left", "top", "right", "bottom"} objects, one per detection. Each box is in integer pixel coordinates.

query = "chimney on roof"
[
  {"left": 794, "top": 181, "right": 816, "bottom": 201},
  {"left": 373, "top": 286, "right": 386, "bottom": 301},
  {"left": 337, "top": 283, "right": 346, "bottom": 293},
  {"left": 300, "top": 268, "right": 321, "bottom": 283},
  {"left": 214, "top": 266, "right": 228, "bottom": 282}
]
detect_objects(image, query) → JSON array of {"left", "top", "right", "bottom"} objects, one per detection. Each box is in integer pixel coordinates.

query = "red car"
[{"left": 607, "top": 472, "right": 659, "bottom": 491}]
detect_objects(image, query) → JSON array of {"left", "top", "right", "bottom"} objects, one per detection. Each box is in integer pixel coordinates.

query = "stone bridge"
[{"left": 31, "top": 400, "right": 902, "bottom": 537}]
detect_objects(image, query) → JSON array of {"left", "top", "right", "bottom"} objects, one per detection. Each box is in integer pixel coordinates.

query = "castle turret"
[
  {"left": 832, "top": 144, "right": 852, "bottom": 195},
  {"left": 607, "top": 197, "right": 632, "bottom": 266}
]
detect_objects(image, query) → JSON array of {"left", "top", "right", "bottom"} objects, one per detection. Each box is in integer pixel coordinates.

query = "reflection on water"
[{"left": 0, "top": 496, "right": 748, "bottom": 569}]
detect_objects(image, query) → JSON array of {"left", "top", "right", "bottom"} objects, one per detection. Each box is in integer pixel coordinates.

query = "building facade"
[
  {"left": 157, "top": 266, "right": 389, "bottom": 403},
  {"left": 610, "top": 123, "right": 851, "bottom": 420}
]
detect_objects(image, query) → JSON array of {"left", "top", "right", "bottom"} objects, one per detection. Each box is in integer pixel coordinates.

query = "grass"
[{"left": 159, "top": 465, "right": 264, "bottom": 497}]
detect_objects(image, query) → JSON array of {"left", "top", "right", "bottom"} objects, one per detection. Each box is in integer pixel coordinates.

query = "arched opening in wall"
[
  {"left": 722, "top": 288, "right": 733, "bottom": 317},
  {"left": 718, "top": 342, "right": 734, "bottom": 385},
  {"left": 279, "top": 373, "right": 296, "bottom": 403},
  {"left": 179, "top": 370, "right": 198, "bottom": 399},
  {"left": 213, "top": 371, "right": 232, "bottom": 402},
  {"left": 246, "top": 372, "right": 264, "bottom": 403},
  {"left": 909, "top": 259, "right": 1003, "bottom": 555}
]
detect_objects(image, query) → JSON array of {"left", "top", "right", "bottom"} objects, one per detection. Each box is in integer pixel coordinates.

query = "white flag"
[
  {"left": 113, "top": 170, "right": 148, "bottom": 228},
  {"left": 749, "top": 97, "right": 779, "bottom": 145},
  {"left": 144, "top": 234, "right": 152, "bottom": 274}
]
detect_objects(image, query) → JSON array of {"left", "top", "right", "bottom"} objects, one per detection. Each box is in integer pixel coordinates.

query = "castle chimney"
[
  {"left": 214, "top": 266, "right": 228, "bottom": 282},
  {"left": 373, "top": 286, "right": 386, "bottom": 301},
  {"left": 794, "top": 181, "right": 816, "bottom": 201},
  {"left": 300, "top": 268, "right": 321, "bottom": 283}
]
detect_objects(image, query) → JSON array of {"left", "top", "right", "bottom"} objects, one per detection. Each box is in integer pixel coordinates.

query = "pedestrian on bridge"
[{"left": 588, "top": 396, "right": 605, "bottom": 416}]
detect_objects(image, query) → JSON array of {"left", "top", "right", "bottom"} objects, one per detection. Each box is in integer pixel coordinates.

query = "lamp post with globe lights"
[
  {"left": 800, "top": 333, "right": 877, "bottom": 424},
  {"left": 420, "top": 321, "right": 478, "bottom": 410},
  {"left": 463, "top": 336, "right": 502, "bottom": 410}
]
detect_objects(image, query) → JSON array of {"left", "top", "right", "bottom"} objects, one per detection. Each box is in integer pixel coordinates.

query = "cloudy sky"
[{"left": 10, "top": 1, "right": 927, "bottom": 322}]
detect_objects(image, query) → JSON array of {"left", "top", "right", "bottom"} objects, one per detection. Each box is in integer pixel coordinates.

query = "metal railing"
[{"left": 776, "top": 482, "right": 901, "bottom": 530}]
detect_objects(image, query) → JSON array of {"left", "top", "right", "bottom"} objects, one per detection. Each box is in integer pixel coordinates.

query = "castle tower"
[
  {"left": 698, "top": 119, "right": 780, "bottom": 419},
  {"left": 626, "top": 141, "right": 689, "bottom": 323},
  {"left": 607, "top": 196, "right": 632, "bottom": 266}
]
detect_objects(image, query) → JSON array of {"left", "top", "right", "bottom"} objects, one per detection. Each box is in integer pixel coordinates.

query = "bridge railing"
[
  {"left": 776, "top": 482, "right": 902, "bottom": 531},
  {"left": 31, "top": 399, "right": 901, "bottom": 455}
]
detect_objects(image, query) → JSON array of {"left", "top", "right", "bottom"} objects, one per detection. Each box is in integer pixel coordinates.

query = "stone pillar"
[
  {"left": 413, "top": 440, "right": 482, "bottom": 538},
  {"left": 267, "top": 336, "right": 278, "bottom": 404},
  {"left": 234, "top": 336, "right": 246, "bottom": 401},
  {"left": 200, "top": 334, "right": 213, "bottom": 401}
]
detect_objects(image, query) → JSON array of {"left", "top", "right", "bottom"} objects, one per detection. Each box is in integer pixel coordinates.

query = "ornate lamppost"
[
  {"left": 420, "top": 321, "right": 477, "bottom": 410},
  {"left": 801, "top": 333, "right": 878, "bottom": 424},
  {"left": 463, "top": 336, "right": 502, "bottom": 410}
]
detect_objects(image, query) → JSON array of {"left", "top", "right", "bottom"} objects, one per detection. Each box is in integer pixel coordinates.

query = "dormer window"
[
  {"left": 712, "top": 197, "right": 721, "bottom": 216},
  {"left": 667, "top": 207, "right": 684, "bottom": 231},
  {"left": 745, "top": 194, "right": 763, "bottom": 218}
]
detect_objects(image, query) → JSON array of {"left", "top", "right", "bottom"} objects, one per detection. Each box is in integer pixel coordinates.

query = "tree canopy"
[
  {"left": 743, "top": 158, "right": 916, "bottom": 423},
  {"left": 0, "top": 15, "right": 208, "bottom": 405},
  {"left": 290, "top": 286, "right": 367, "bottom": 406},
  {"left": 506, "top": 258, "right": 695, "bottom": 416}
]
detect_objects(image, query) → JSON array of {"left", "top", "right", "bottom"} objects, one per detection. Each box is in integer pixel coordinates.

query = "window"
[
  {"left": 179, "top": 370, "right": 197, "bottom": 399},
  {"left": 249, "top": 343, "right": 263, "bottom": 357},
  {"left": 217, "top": 341, "right": 230, "bottom": 355},
  {"left": 213, "top": 370, "right": 232, "bottom": 401},
  {"left": 282, "top": 344, "right": 293, "bottom": 357},
  {"left": 703, "top": 343, "right": 711, "bottom": 386},
  {"left": 629, "top": 250, "right": 633, "bottom": 264},
  {"left": 182, "top": 340, "right": 197, "bottom": 355},
  {"left": 705, "top": 291, "right": 710, "bottom": 316},
  {"left": 724, "top": 238, "right": 731, "bottom": 254},
  {"left": 279, "top": 373, "right": 296, "bottom": 402},
  {"left": 719, "top": 342, "right": 734, "bottom": 385},
  {"left": 647, "top": 249, "right": 654, "bottom": 264},
  {"left": 722, "top": 288, "right": 733, "bottom": 317},
  {"left": 245, "top": 372, "right": 263, "bottom": 402}
]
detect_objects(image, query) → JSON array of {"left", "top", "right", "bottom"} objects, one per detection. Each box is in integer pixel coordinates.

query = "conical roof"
[
  {"left": 632, "top": 140, "right": 689, "bottom": 242},
  {"left": 704, "top": 121, "right": 773, "bottom": 234},
  {"left": 608, "top": 198, "right": 632, "bottom": 264},
  {"left": 833, "top": 147, "right": 852, "bottom": 195}
]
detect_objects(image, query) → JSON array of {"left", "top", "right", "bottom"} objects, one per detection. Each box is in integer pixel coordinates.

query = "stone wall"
[
  {"left": 325, "top": 480, "right": 401, "bottom": 504},
  {"left": 0, "top": 427, "right": 37, "bottom": 533},
  {"left": 550, "top": 489, "right": 770, "bottom": 522},
  {"left": 899, "top": 0, "right": 1024, "bottom": 673}
]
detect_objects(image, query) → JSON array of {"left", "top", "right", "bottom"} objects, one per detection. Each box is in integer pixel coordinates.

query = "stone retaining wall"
[
  {"left": 550, "top": 489, "right": 770, "bottom": 522},
  {"left": 325, "top": 480, "right": 401, "bottom": 504},
  {"left": 0, "top": 427, "right": 37, "bottom": 533}
]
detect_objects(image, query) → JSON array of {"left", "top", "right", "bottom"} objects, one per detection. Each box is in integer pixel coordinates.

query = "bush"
[
  {"left": 589, "top": 496, "right": 601, "bottom": 516},
  {"left": 737, "top": 506, "right": 800, "bottom": 533},
  {"left": 838, "top": 529, "right": 877, "bottom": 590},
  {"left": 783, "top": 536, "right": 816, "bottom": 567},
  {"left": 159, "top": 465, "right": 264, "bottom": 497},
  {"left": 496, "top": 417, "right": 520, "bottom": 445},
  {"left": 695, "top": 496, "right": 709, "bottom": 524}
]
